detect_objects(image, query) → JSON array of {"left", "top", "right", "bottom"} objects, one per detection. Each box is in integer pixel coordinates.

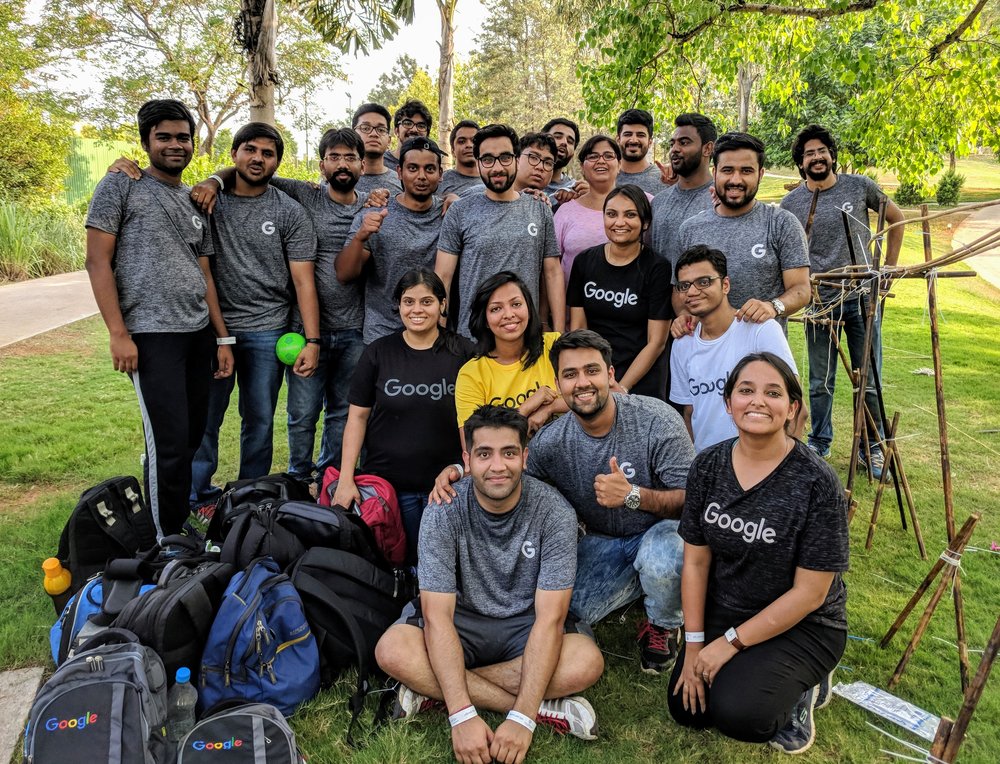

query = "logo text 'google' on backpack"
[{"left": 177, "top": 703, "right": 304, "bottom": 764}]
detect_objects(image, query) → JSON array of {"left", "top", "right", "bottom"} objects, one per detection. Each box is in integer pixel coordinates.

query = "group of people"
[{"left": 84, "top": 95, "right": 903, "bottom": 762}]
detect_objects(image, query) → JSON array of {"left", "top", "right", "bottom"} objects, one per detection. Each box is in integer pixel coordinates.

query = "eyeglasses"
[
  {"left": 354, "top": 124, "right": 389, "bottom": 136},
  {"left": 524, "top": 152, "right": 555, "bottom": 171},
  {"left": 398, "top": 119, "right": 429, "bottom": 133},
  {"left": 323, "top": 153, "right": 360, "bottom": 163},
  {"left": 674, "top": 276, "right": 723, "bottom": 292},
  {"left": 583, "top": 151, "right": 619, "bottom": 164},
  {"left": 478, "top": 153, "right": 516, "bottom": 168}
]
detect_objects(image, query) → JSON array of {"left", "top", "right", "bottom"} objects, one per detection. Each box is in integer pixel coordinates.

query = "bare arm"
[
  {"left": 673, "top": 543, "right": 712, "bottom": 712},
  {"left": 882, "top": 199, "right": 905, "bottom": 267},
  {"left": 569, "top": 307, "right": 587, "bottom": 331},
  {"left": 543, "top": 258, "right": 566, "bottom": 333},
  {"left": 85, "top": 228, "right": 137, "bottom": 373},
  {"left": 616, "top": 318, "right": 669, "bottom": 392},
  {"left": 735, "top": 266, "right": 811, "bottom": 324},
  {"left": 288, "top": 260, "right": 320, "bottom": 376},
  {"left": 198, "top": 257, "right": 233, "bottom": 379},
  {"left": 682, "top": 405, "right": 694, "bottom": 443},
  {"left": 435, "top": 249, "right": 459, "bottom": 319},
  {"left": 594, "top": 457, "right": 686, "bottom": 518},
  {"left": 332, "top": 405, "right": 371, "bottom": 509},
  {"left": 336, "top": 209, "right": 387, "bottom": 283}
]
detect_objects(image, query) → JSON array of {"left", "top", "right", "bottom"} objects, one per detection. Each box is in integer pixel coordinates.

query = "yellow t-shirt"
[{"left": 455, "top": 332, "right": 560, "bottom": 426}]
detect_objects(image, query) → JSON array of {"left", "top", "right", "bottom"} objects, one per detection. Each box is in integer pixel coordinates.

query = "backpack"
[
  {"left": 56, "top": 476, "right": 158, "bottom": 594},
  {"left": 288, "top": 547, "right": 413, "bottom": 740},
  {"left": 24, "top": 629, "right": 169, "bottom": 764},
  {"left": 318, "top": 466, "right": 407, "bottom": 567},
  {"left": 112, "top": 559, "right": 235, "bottom": 685},
  {"left": 200, "top": 558, "right": 319, "bottom": 716},
  {"left": 207, "top": 474, "right": 313, "bottom": 543},
  {"left": 177, "top": 703, "right": 304, "bottom": 764},
  {"left": 221, "top": 499, "right": 387, "bottom": 571}
]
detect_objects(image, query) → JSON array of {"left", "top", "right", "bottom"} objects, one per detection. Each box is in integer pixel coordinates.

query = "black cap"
[{"left": 398, "top": 137, "right": 448, "bottom": 163}]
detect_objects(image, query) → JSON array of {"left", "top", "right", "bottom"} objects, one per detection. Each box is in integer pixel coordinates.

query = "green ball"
[{"left": 275, "top": 332, "right": 306, "bottom": 365}]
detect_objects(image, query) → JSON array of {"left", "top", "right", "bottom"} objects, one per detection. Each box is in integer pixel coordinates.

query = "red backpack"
[{"left": 318, "top": 467, "right": 407, "bottom": 567}]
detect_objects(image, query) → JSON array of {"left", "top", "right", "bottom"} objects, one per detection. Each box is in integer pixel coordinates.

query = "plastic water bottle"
[
  {"left": 42, "top": 558, "right": 72, "bottom": 614},
  {"left": 167, "top": 667, "right": 198, "bottom": 744}
]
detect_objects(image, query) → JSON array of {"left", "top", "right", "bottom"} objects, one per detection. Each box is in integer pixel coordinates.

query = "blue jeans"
[
  {"left": 570, "top": 519, "right": 684, "bottom": 629},
  {"left": 190, "top": 329, "right": 285, "bottom": 505},
  {"left": 806, "top": 295, "right": 885, "bottom": 452},
  {"left": 397, "top": 491, "right": 428, "bottom": 568},
  {"left": 286, "top": 328, "right": 364, "bottom": 481}
]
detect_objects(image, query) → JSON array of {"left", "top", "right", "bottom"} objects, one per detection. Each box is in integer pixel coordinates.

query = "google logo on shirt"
[{"left": 191, "top": 737, "right": 244, "bottom": 750}]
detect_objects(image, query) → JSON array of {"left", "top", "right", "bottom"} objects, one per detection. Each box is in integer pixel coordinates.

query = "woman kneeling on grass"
[{"left": 668, "top": 352, "right": 848, "bottom": 755}]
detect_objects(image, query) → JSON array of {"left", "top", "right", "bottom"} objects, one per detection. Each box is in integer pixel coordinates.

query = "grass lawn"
[{"left": 1, "top": 221, "right": 998, "bottom": 762}]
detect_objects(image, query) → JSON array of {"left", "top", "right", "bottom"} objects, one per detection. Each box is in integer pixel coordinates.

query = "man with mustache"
[
  {"left": 435, "top": 124, "right": 566, "bottom": 338},
  {"left": 779, "top": 124, "right": 904, "bottom": 475},
  {"left": 650, "top": 113, "right": 718, "bottom": 270},
  {"left": 383, "top": 99, "right": 433, "bottom": 173},
  {"left": 542, "top": 117, "right": 581, "bottom": 195},
  {"left": 676, "top": 132, "right": 810, "bottom": 336},
  {"left": 439, "top": 120, "right": 483, "bottom": 197},
  {"left": 615, "top": 108, "right": 668, "bottom": 197}
]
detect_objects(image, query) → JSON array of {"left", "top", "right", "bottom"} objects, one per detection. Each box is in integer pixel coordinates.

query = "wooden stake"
[
  {"left": 865, "top": 412, "right": 900, "bottom": 549},
  {"left": 930, "top": 716, "right": 954, "bottom": 760},
  {"left": 941, "top": 612, "right": 1000, "bottom": 762}
]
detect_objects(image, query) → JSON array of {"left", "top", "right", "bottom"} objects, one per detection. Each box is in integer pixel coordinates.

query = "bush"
[
  {"left": 0, "top": 201, "right": 85, "bottom": 282},
  {"left": 935, "top": 170, "right": 965, "bottom": 207},
  {"left": 895, "top": 180, "right": 925, "bottom": 206}
]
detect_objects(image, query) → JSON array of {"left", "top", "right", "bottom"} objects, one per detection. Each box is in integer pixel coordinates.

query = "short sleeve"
[
  {"left": 540, "top": 206, "right": 560, "bottom": 259},
  {"left": 197, "top": 212, "right": 214, "bottom": 259},
  {"left": 454, "top": 358, "right": 486, "bottom": 426},
  {"left": 416, "top": 502, "right": 459, "bottom": 593},
  {"left": 669, "top": 339, "right": 694, "bottom": 406},
  {"left": 754, "top": 320, "right": 798, "bottom": 376},
  {"left": 437, "top": 201, "right": 464, "bottom": 255},
  {"left": 863, "top": 176, "right": 887, "bottom": 212},
  {"left": 651, "top": 403, "right": 695, "bottom": 488},
  {"left": 85, "top": 174, "right": 127, "bottom": 236},
  {"left": 282, "top": 199, "right": 316, "bottom": 261},
  {"left": 795, "top": 466, "right": 850, "bottom": 572},
  {"left": 566, "top": 249, "right": 589, "bottom": 308},
  {"left": 678, "top": 454, "right": 708, "bottom": 545},
  {"left": 773, "top": 209, "right": 810, "bottom": 270},
  {"left": 269, "top": 176, "right": 311, "bottom": 205},
  {"left": 347, "top": 341, "right": 379, "bottom": 408},
  {"left": 644, "top": 253, "right": 672, "bottom": 320}
]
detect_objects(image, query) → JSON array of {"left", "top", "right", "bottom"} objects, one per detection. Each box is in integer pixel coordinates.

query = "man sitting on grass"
[{"left": 375, "top": 405, "right": 604, "bottom": 763}]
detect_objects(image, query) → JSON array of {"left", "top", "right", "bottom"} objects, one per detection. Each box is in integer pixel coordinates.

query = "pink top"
[{"left": 554, "top": 200, "right": 606, "bottom": 285}]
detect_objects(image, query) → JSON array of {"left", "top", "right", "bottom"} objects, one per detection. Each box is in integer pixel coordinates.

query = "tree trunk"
[
  {"left": 737, "top": 63, "right": 753, "bottom": 132},
  {"left": 949, "top": 150, "right": 957, "bottom": 172},
  {"left": 437, "top": 0, "right": 456, "bottom": 169},
  {"left": 248, "top": 0, "right": 277, "bottom": 125}
]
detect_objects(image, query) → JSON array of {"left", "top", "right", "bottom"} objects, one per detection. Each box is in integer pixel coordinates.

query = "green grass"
[
  {"left": 2, "top": 225, "right": 999, "bottom": 762},
  {"left": 0, "top": 200, "right": 85, "bottom": 282}
]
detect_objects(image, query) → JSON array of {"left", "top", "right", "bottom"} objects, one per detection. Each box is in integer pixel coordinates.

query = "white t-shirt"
[{"left": 669, "top": 318, "right": 798, "bottom": 452}]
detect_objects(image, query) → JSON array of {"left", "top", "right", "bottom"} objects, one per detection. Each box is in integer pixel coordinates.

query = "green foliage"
[
  {"left": 286, "top": 0, "right": 414, "bottom": 55},
  {"left": 363, "top": 54, "right": 422, "bottom": 112},
  {"left": 935, "top": 169, "right": 965, "bottom": 206},
  {"left": 895, "top": 180, "right": 926, "bottom": 206},
  {"left": 0, "top": 200, "right": 85, "bottom": 282}
]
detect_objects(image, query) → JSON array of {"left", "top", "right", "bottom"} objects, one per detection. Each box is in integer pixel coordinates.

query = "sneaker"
[
  {"left": 390, "top": 683, "right": 442, "bottom": 720},
  {"left": 815, "top": 670, "right": 834, "bottom": 710},
  {"left": 536, "top": 696, "right": 598, "bottom": 740},
  {"left": 858, "top": 447, "right": 885, "bottom": 480},
  {"left": 806, "top": 442, "right": 830, "bottom": 459},
  {"left": 769, "top": 686, "right": 819, "bottom": 755},
  {"left": 637, "top": 619, "right": 678, "bottom": 674}
]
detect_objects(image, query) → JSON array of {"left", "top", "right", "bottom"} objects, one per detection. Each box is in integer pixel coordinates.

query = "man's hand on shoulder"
[
  {"left": 107, "top": 156, "right": 142, "bottom": 180},
  {"left": 735, "top": 298, "right": 777, "bottom": 324},
  {"left": 670, "top": 312, "right": 699, "bottom": 339},
  {"left": 365, "top": 188, "right": 391, "bottom": 207},
  {"left": 490, "top": 718, "right": 533, "bottom": 764},
  {"left": 429, "top": 463, "right": 464, "bottom": 505},
  {"left": 451, "top": 714, "right": 494, "bottom": 764},
  {"left": 191, "top": 178, "right": 221, "bottom": 214}
]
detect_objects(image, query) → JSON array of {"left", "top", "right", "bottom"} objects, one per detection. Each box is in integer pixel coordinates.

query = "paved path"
[
  {"left": 950, "top": 203, "right": 1000, "bottom": 290},
  {"left": 0, "top": 271, "right": 97, "bottom": 348},
  {"left": 0, "top": 667, "right": 44, "bottom": 761}
]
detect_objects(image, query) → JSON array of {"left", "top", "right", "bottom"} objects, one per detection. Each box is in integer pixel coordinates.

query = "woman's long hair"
[
  {"left": 393, "top": 268, "right": 466, "bottom": 356},
  {"left": 467, "top": 271, "right": 544, "bottom": 370}
]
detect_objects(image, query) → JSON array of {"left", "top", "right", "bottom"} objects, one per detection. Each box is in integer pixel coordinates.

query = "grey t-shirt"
[
  {"left": 211, "top": 187, "right": 316, "bottom": 332},
  {"left": 678, "top": 203, "right": 809, "bottom": 311},
  {"left": 269, "top": 177, "right": 366, "bottom": 332},
  {"left": 617, "top": 164, "right": 665, "bottom": 197},
  {"left": 650, "top": 181, "right": 716, "bottom": 272},
  {"left": 356, "top": 170, "right": 402, "bottom": 196},
  {"left": 86, "top": 171, "right": 213, "bottom": 334},
  {"left": 382, "top": 150, "right": 399, "bottom": 172},
  {"left": 438, "top": 193, "right": 560, "bottom": 338},
  {"left": 439, "top": 169, "right": 483, "bottom": 197},
  {"left": 545, "top": 174, "right": 576, "bottom": 195},
  {"left": 527, "top": 393, "right": 695, "bottom": 537},
  {"left": 418, "top": 475, "right": 578, "bottom": 619},
  {"left": 346, "top": 196, "right": 445, "bottom": 343}
]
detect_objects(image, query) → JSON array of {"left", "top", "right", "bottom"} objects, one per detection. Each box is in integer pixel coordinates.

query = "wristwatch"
[
  {"left": 770, "top": 297, "right": 786, "bottom": 317},
  {"left": 725, "top": 626, "right": 746, "bottom": 651},
  {"left": 624, "top": 484, "right": 641, "bottom": 510}
]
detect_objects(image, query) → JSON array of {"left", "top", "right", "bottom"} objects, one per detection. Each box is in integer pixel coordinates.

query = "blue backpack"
[{"left": 199, "top": 558, "right": 319, "bottom": 716}]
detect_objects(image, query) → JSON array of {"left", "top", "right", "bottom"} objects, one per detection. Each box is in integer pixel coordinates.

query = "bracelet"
[
  {"left": 209, "top": 174, "right": 225, "bottom": 189},
  {"left": 620, "top": 384, "right": 630, "bottom": 394},
  {"left": 506, "top": 710, "right": 537, "bottom": 732},
  {"left": 450, "top": 463, "right": 465, "bottom": 479},
  {"left": 305, "top": 337, "right": 321, "bottom": 345},
  {"left": 216, "top": 336, "right": 236, "bottom": 346},
  {"left": 685, "top": 631, "right": 705, "bottom": 643},
  {"left": 448, "top": 705, "right": 478, "bottom": 728}
]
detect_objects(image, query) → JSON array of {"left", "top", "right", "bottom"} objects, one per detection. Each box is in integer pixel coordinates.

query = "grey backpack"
[
  {"left": 23, "top": 629, "right": 169, "bottom": 763},
  {"left": 176, "top": 703, "right": 304, "bottom": 763}
]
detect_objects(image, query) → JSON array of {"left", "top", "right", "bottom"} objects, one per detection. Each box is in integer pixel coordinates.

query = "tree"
[
  {"left": 43, "top": 0, "right": 342, "bottom": 153},
  {"left": 576, "top": 0, "right": 1000, "bottom": 179},
  {"left": 366, "top": 55, "right": 422, "bottom": 108},
  {"left": 436, "top": 0, "right": 458, "bottom": 163}
]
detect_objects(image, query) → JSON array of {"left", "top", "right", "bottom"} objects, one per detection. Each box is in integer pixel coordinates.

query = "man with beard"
[
  {"left": 353, "top": 103, "right": 403, "bottom": 195},
  {"left": 384, "top": 100, "right": 433, "bottom": 172},
  {"left": 615, "top": 108, "right": 667, "bottom": 197},
  {"left": 650, "top": 113, "right": 718, "bottom": 269},
  {"left": 780, "top": 124, "right": 903, "bottom": 473},
  {"left": 542, "top": 117, "right": 581, "bottom": 195},
  {"left": 337, "top": 137, "right": 449, "bottom": 343},
  {"left": 86, "top": 99, "right": 233, "bottom": 536},
  {"left": 439, "top": 120, "right": 483, "bottom": 197},
  {"left": 676, "top": 133, "right": 810, "bottom": 335},
  {"left": 435, "top": 124, "right": 565, "bottom": 338}
]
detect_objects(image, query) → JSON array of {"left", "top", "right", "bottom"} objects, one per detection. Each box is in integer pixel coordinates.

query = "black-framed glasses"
[
  {"left": 354, "top": 124, "right": 389, "bottom": 136},
  {"left": 524, "top": 152, "right": 555, "bottom": 171},
  {"left": 674, "top": 276, "right": 723, "bottom": 292},
  {"left": 398, "top": 118, "right": 429, "bottom": 133},
  {"left": 479, "top": 153, "right": 516, "bottom": 168},
  {"left": 583, "top": 151, "right": 619, "bottom": 163},
  {"left": 323, "top": 152, "right": 361, "bottom": 163}
]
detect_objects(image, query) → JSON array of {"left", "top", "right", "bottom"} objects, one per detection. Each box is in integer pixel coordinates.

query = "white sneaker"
[
  {"left": 537, "top": 696, "right": 598, "bottom": 740},
  {"left": 391, "top": 683, "right": 439, "bottom": 720}
]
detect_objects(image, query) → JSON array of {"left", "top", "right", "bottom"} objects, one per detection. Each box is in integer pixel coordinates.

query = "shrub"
[
  {"left": 935, "top": 170, "right": 965, "bottom": 207},
  {"left": 0, "top": 201, "right": 85, "bottom": 282},
  {"left": 895, "top": 180, "right": 925, "bottom": 206}
]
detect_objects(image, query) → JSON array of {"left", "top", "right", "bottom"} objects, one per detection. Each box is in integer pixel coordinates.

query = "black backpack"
[
  {"left": 221, "top": 499, "right": 387, "bottom": 571},
  {"left": 56, "top": 476, "right": 158, "bottom": 594},
  {"left": 112, "top": 558, "right": 235, "bottom": 685},
  {"left": 207, "top": 474, "right": 313, "bottom": 543},
  {"left": 24, "top": 628, "right": 169, "bottom": 763},
  {"left": 288, "top": 547, "right": 414, "bottom": 740},
  {"left": 177, "top": 702, "right": 304, "bottom": 763}
]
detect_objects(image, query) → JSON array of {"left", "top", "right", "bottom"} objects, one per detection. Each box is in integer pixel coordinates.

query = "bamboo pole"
[
  {"left": 866, "top": 412, "right": 900, "bottom": 549},
  {"left": 941, "top": 612, "right": 1000, "bottom": 762}
]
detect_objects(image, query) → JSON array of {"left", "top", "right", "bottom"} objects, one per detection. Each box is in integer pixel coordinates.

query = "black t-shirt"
[
  {"left": 567, "top": 244, "right": 672, "bottom": 398},
  {"left": 679, "top": 439, "right": 850, "bottom": 630},
  {"left": 349, "top": 332, "right": 474, "bottom": 492}
]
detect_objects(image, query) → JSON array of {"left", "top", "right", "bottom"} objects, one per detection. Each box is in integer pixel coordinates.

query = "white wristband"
[
  {"left": 209, "top": 174, "right": 225, "bottom": 189},
  {"left": 448, "top": 705, "right": 478, "bottom": 727},
  {"left": 216, "top": 336, "right": 236, "bottom": 346},
  {"left": 506, "top": 709, "right": 537, "bottom": 732},
  {"left": 685, "top": 631, "right": 705, "bottom": 643},
  {"left": 450, "top": 463, "right": 465, "bottom": 479}
]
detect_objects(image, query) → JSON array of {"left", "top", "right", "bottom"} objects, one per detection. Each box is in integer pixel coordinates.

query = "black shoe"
[
  {"left": 816, "top": 670, "right": 834, "bottom": 710},
  {"left": 769, "top": 686, "right": 818, "bottom": 754},
  {"left": 636, "top": 619, "right": 678, "bottom": 674}
]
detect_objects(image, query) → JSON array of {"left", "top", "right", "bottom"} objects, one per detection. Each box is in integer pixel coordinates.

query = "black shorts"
[{"left": 396, "top": 597, "right": 595, "bottom": 668}]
